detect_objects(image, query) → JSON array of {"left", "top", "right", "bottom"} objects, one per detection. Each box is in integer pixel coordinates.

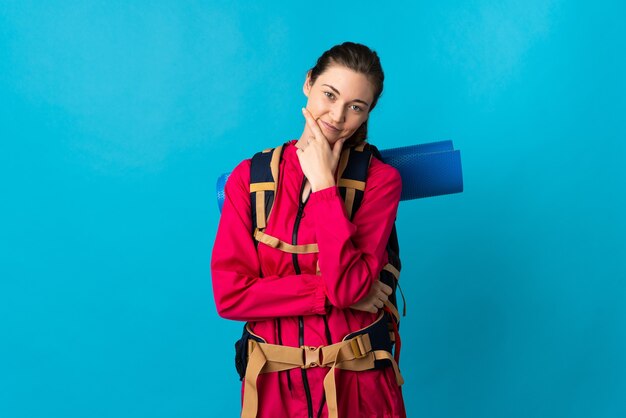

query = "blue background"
[{"left": 1, "top": 1, "right": 625, "bottom": 417}]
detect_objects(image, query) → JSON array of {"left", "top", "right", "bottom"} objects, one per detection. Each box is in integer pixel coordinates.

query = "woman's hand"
[
  {"left": 350, "top": 280, "right": 393, "bottom": 313},
  {"left": 296, "top": 107, "right": 346, "bottom": 192}
]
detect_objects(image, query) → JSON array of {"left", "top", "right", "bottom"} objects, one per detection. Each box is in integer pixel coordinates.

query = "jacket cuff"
[{"left": 309, "top": 185, "right": 340, "bottom": 202}]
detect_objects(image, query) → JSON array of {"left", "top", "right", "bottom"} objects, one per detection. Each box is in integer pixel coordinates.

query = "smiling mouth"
[{"left": 320, "top": 120, "right": 340, "bottom": 132}]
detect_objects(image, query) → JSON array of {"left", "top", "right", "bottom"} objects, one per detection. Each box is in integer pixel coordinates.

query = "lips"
[{"left": 320, "top": 120, "right": 340, "bottom": 132}]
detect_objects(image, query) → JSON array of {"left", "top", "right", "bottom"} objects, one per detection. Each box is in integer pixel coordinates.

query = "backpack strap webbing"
[
  {"left": 248, "top": 142, "right": 404, "bottom": 321},
  {"left": 250, "top": 145, "right": 285, "bottom": 233},
  {"left": 240, "top": 311, "right": 404, "bottom": 418},
  {"left": 242, "top": 140, "right": 406, "bottom": 379},
  {"left": 250, "top": 144, "right": 319, "bottom": 253},
  {"left": 336, "top": 142, "right": 371, "bottom": 220},
  {"left": 254, "top": 229, "right": 319, "bottom": 254},
  {"left": 364, "top": 143, "right": 405, "bottom": 322}
]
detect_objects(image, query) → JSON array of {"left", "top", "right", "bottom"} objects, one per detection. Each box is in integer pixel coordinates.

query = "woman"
[{"left": 211, "top": 42, "right": 406, "bottom": 418}]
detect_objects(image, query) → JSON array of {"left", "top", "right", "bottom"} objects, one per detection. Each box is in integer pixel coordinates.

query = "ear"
[{"left": 302, "top": 71, "right": 312, "bottom": 97}]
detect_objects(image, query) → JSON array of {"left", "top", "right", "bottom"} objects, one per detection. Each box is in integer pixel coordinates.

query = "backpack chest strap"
[{"left": 254, "top": 229, "right": 319, "bottom": 254}]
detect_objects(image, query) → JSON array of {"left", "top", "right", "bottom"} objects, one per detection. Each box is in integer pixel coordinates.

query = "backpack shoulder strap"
[
  {"left": 338, "top": 142, "right": 405, "bottom": 364},
  {"left": 250, "top": 144, "right": 285, "bottom": 234},
  {"left": 340, "top": 143, "right": 405, "bottom": 319},
  {"left": 336, "top": 142, "right": 372, "bottom": 220}
]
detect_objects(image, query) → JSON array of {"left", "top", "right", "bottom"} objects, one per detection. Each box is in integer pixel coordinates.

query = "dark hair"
[{"left": 307, "top": 42, "right": 384, "bottom": 147}]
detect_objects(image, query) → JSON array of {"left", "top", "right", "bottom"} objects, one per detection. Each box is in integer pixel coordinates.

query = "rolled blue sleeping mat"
[
  {"left": 379, "top": 140, "right": 463, "bottom": 201},
  {"left": 216, "top": 140, "right": 463, "bottom": 212}
]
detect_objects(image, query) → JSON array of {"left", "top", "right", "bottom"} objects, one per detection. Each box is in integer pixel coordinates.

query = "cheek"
[
  {"left": 345, "top": 114, "right": 367, "bottom": 131},
  {"left": 306, "top": 97, "right": 326, "bottom": 117}
]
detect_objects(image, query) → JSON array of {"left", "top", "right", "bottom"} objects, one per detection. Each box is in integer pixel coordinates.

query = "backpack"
[
  {"left": 230, "top": 141, "right": 408, "bottom": 418},
  {"left": 248, "top": 141, "right": 405, "bottom": 364}
]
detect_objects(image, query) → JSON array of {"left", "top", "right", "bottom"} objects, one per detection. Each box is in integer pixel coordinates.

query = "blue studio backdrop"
[{"left": 1, "top": 1, "right": 625, "bottom": 417}]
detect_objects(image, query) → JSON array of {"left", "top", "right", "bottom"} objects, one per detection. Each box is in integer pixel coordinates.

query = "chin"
[{"left": 327, "top": 136, "right": 342, "bottom": 145}]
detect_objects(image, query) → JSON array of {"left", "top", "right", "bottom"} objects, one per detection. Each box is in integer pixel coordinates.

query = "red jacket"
[{"left": 211, "top": 140, "right": 406, "bottom": 418}]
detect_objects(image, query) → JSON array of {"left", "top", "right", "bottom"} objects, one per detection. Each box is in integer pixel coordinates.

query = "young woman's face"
[{"left": 303, "top": 64, "right": 375, "bottom": 145}]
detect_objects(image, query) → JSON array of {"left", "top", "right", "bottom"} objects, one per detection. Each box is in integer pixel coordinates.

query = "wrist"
[{"left": 311, "top": 176, "right": 335, "bottom": 192}]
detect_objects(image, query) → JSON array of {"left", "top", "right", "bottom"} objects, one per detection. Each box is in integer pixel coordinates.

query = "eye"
[
  {"left": 324, "top": 91, "right": 335, "bottom": 100},
  {"left": 350, "top": 104, "right": 363, "bottom": 113}
]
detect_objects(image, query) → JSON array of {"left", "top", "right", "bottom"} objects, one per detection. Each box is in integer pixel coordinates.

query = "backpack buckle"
[
  {"left": 302, "top": 345, "right": 322, "bottom": 368},
  {"left": 349, "top": 335, "right": 370, "bottom": 359}
]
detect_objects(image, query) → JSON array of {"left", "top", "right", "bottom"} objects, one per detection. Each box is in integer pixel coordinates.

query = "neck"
[{"left": 295, "top": 125, "right": 312, "bottom": 150}]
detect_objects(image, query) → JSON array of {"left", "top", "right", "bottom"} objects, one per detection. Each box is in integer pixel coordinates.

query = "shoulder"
[
  {"left": 224, "top": 158, "right": 252, "bottom": 196},
  {"left": 369, "top": 154, "right": 400, "bottom": 181},
  {"left": 231, "top": 157, "right": 252, "bottom": 177},
  {"left": 226, "top": 142, "right": 292, "bottom": 190},
  {"left": 368, "top": 154, "right": 402, "bottom": 192},
  {"left": 349, "top": 150, "right": 402, "bottom": 207}
]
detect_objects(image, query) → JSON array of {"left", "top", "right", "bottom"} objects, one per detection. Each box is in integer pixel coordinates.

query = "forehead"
[{"left": 315, "top": 65, "right": 374, "bottom": 102}]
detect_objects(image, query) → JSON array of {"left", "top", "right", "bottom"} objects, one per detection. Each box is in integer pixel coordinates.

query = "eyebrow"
[{"left": 322, "top": 84, "right": 371, "bottom": 107}]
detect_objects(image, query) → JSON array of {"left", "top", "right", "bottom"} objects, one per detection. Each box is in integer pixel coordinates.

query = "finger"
[
  {"left": 373, "top": 280, "right": 388, "bottom": 293},
  {"left": 301, "top": 107, "right": 317, "bottom": 131},
  {"left": 374, "top": 299, "right": 384, "bottom": 308},
  {"left": 376, "top": 290, "right": 389, "bottom": 303},
  {"left": 301, "top": 108, "right": 325, "bottom": 141},
  {"left": 380, "top": 282, "right": 393, "bottom": 296}
]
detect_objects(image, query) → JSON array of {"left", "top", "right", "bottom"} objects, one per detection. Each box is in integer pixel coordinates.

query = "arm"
[
  {"left": 308, "top": 158, "right": 402, "bottom": 309},
  {"left": 210, "top": 160, "right": 328, "bottom": 322},
  {"left": 297, "top": 108, "right": 402, "bottom": 309}
]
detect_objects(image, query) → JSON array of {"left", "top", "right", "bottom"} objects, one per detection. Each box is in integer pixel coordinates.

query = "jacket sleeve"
[
  {"left": 210, "top": 159, "right": 328, "bottom": 322},
  {"left": 308, "top": 158, "right": 402, "bottom": 309}
]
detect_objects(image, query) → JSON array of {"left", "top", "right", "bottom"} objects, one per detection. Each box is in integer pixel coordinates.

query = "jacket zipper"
[{"left": 293, "top": 177, "right": 314, "bottom": 418}]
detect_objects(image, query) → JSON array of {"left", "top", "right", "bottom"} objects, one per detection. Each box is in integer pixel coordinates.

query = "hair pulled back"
[{"left": 307, "top": 42, "right": 384, "bottom": 146}]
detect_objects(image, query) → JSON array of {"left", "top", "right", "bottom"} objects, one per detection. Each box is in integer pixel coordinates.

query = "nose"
[{"left": 329, "top": 104, "right": 345, "bottom": 124}]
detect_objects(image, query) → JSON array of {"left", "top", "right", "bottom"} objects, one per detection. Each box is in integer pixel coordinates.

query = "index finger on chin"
[{"left": 302, "top": 108, "right": 324, "bottom": 140}]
